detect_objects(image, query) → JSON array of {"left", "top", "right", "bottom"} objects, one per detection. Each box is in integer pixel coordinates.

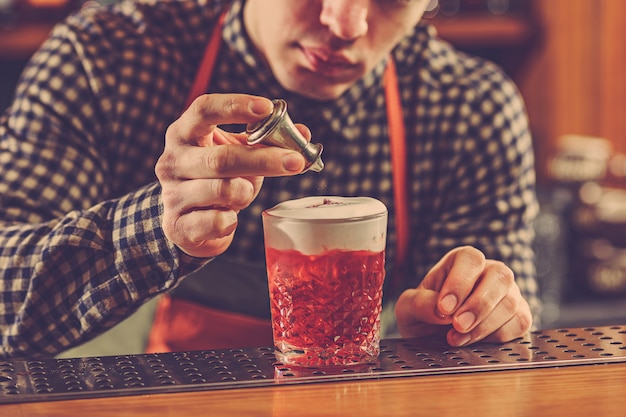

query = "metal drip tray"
[{"left": 1, "top": 325, "right": 625, "bottom": 404}]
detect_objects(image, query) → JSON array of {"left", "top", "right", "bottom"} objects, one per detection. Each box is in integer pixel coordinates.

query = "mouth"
[{"left": 300, "top": 46, "right": 358, "bottom": 78}]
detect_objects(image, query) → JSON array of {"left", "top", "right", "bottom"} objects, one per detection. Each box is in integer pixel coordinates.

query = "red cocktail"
[
  {"left": 262, "top": 196, "right": 387, "bottom": 367},
  {"left": 267, "top": 248, "right": 385, "bottom": 367}
]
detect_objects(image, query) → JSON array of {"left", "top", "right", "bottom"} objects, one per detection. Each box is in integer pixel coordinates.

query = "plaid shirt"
[{"left": 0, "top": 0, "right": 540, "bottom": 358}]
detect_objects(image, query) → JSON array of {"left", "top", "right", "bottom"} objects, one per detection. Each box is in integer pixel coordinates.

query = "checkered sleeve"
[
  {"left": 0, "top": 182, "right": 205, "bottom": 359},
  {"left": 0, "top": 7, "right": 209, "bottom": 358}
]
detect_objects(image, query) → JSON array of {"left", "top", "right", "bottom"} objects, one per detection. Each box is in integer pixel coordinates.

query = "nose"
[{"left": 319, "top": 0, "right": 369, "bottom": 41}]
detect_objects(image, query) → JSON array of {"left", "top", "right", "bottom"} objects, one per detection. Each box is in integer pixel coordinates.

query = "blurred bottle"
[
  {"left": 439, "top": 0, "right": 461, "bottom": 16},
  {"left": 533, "top": 186, "right": 572, "bottom": 326},
  {"left": 425, "top": 0, "right": 531, "bottom": 19},
  {"left": 570, "top": 179, "right": 626, "bottom": 299},
  {"left": 546, "top": 135, "right": 611, "bottom": 187},
  {"left": 547, "top": 135, "right": 626, "bottom": 300}
]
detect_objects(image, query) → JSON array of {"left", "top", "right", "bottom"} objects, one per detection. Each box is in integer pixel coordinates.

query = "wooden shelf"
[
  {"left": 1, "top": 14, "right": 535, "bottom": 60},
  {"left": 427, "top": 14, "right": 535, "bottom": 48}
]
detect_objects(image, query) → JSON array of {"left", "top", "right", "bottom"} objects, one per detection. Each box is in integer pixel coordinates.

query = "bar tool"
[{"left": 246, "top": 99, "right": 324, "bottom": 173}]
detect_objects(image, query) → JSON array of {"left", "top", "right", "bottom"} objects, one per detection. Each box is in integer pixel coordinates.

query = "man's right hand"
[{"left": 155, "top": 93, "right": 307, "bottom": 258}]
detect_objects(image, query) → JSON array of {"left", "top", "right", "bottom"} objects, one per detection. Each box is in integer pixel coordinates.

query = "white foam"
[{"left": 262, "top": 196, "right": 388, "bottom": 254}]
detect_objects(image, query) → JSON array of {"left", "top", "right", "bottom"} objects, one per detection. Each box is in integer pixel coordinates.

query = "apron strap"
[
  {"left": 184, "top": 11, "right": 227, "bottom": 110},
  {"left": 384, "top": 57, "right": 410, "bottom": 293}
]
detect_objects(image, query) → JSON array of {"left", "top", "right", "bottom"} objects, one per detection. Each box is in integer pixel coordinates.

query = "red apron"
[{"left": 145, "top": 12, "right": 408, "bottom": 353}]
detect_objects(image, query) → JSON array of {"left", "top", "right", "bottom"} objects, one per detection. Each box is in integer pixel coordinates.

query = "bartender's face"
[{"left": 243, "top": 0, "right": 429, "bottom": 100}]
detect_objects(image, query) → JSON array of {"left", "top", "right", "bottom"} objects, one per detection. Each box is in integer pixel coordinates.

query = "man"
[{"left": 0, "top": 0, "right": 538, "bottom": 358}]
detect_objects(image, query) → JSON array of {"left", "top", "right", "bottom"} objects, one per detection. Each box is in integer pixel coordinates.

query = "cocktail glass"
[{"left": 262, "top": 196, "right": 388, "bottom": 367}]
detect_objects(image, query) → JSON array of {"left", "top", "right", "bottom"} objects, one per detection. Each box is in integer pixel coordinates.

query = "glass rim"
[{"left": 261, "top": 209, "right": 387, "bottom": 223}]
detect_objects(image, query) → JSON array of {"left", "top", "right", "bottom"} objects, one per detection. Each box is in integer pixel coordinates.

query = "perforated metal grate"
[{"left": 1, "top": 325, "right": 625, "bottom": 404}]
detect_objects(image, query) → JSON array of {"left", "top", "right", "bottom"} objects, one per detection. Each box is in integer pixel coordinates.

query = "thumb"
[{"left": 395, "top": 287, "right": 452, "bottom": 335}]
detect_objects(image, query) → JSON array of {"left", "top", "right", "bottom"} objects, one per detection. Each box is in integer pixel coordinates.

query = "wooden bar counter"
[
  {"left": 1, "top": 325, "right": 625, "bottom": 416},
  {"left": 1, "top": 362, "right": 624, "bottom": 417}
]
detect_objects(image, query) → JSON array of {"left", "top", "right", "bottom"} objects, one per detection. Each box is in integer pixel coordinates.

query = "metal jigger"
[{"left": 246, "top": 99, "right": 324, "bottom": 173}]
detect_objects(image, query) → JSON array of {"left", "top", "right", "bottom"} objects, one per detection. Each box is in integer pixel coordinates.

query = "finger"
[
  {"left": 164, "top": 207, "right": 238, "bottom": 258},
  {"left": 395, "top": 288, "right": 453, "bottom": 337},
  {"left": 295, "top": 123, "right": 312, "bottom": 142},
  {"left": 167, "top": 144, "right": 306, "bottom": 179},
  {"left": 428, "top": 246, "right": 487, "bottom": 316},
  {"left": 162, "top": 177, "right": 258, "bottom": 214},
  {"left": 225, "top": 122, "right": 312, "bottom": 148},
  {"left": 448, "top": 260, "right": 515, "bottom": 333},
  {"left": 213, "top": 129, "right": 248, "bottom": 146},
  {"left": 447, "top": 286, "right": 532, "bottom": 346},
  {"left": 170, "top": 94, "right": 274, "bottom": 145},
  {"left": 481, "top": 299, "right": 533, "bottom": 343}
]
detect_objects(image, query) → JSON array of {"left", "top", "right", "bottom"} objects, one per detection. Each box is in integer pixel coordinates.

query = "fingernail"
[
  {"left": 250, "top": 98, "right": 273, "bottom": 115},
  {"left": 456, "top": 311, "right": 475, "bottom": 331},
  {"left": 440, "top": 294, "right": 457, "bottom": 314},
  {"left": 224, "top": 211, "right": 238, "bottom": 232},
  {"left": 453, "top": 333, "right": 472, "bottom": 347},
  {"left": 435, "top": 306, "right": 447, "bottom": 319},
  {"left": 282, "top": 152, "right": 304, "bottom": 172}
]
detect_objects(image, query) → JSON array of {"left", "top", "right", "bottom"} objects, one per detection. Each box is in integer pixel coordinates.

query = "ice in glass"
[{"left": 262, "top": 196, "right": 388, "bottom": 367}]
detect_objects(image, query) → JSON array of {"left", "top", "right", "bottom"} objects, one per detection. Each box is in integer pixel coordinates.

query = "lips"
[{"left": 300, "top": 46, "right": 357, "bottom": 77}]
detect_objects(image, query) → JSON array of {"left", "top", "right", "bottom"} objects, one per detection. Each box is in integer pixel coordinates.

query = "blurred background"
[{"left": 1, "top": 0, "right": 625, "bottom": 329}]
